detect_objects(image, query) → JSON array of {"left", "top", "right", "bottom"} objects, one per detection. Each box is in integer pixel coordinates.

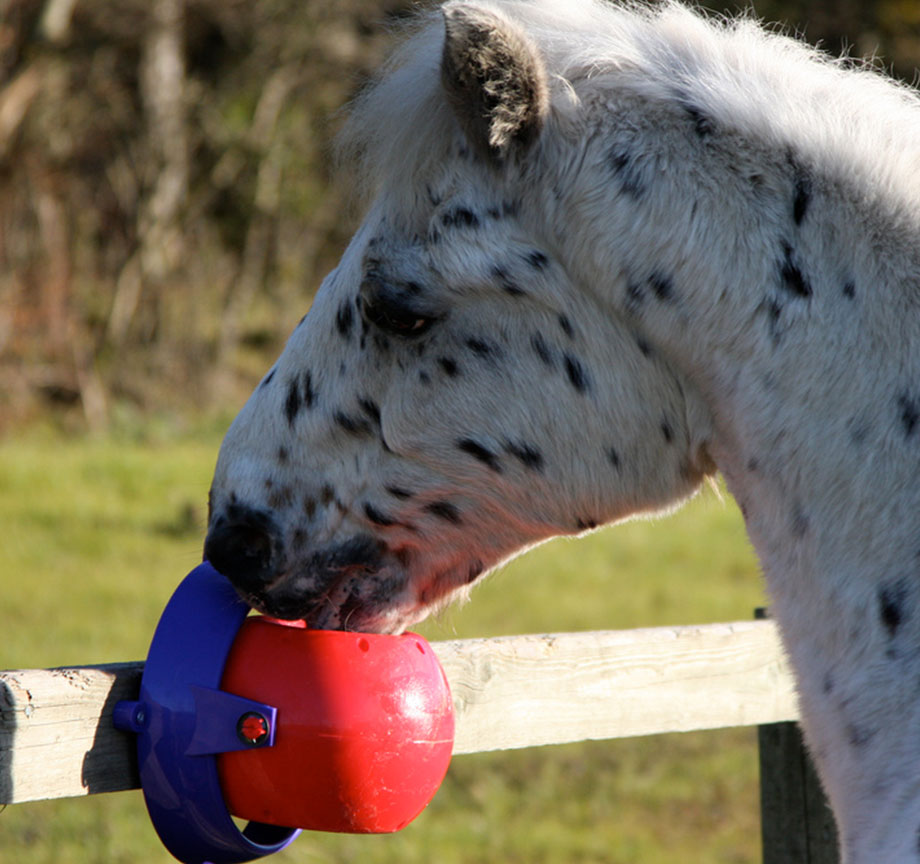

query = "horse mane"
[{"left": 337, "top": 0, "right": 920, "bottom": 209}]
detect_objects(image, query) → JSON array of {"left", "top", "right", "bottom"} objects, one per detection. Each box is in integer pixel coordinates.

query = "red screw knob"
[{"left": 237, "top": 712, "right": 270, "bottom": 746}]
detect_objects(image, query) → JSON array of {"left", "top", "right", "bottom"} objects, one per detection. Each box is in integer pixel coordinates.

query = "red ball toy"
[{"left": 218, "top": 617, "right": 455, "bottom": 833}]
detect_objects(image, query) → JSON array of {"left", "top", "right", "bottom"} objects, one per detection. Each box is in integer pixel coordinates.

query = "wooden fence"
[{"left": 0, "top": 619, "right": 838, "bottom": 862}]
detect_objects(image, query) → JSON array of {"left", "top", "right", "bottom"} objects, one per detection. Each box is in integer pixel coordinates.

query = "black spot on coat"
[
  {"left": 336, "top": 301, "right": 354, "bottom": 338},
  {"left": 364, "top": 502, "right": 397, "bottom": 527},
  {"left": 441, "top": 207, "right": 480, "bottom": 229},
  {"left": 266, "top": 481, "right": 294, "bottom": 511},
  {"left": 260, "top": 368, "right": 276, "bottom": 389},
  {"left": 335, "top": 411, "right": 373, "bottom": 437},
  {"left": 527, "top": 250, "right": 549, "bottom": 270},
  {"left": 425, "top": 500, "right": 462, "bottom": 524},
  {"left": 879, "top": 579, "right": 909, "bottom": 637},
  {"left": 763, "top": 297, "right": 784, "bottom": 345},
  {"left": 608, "top": 147, "right": 645, "bottom": 199},
  {"left": 531, "top": 332, "right": 554, "bottom": 366},
  {"left": 563, "top": 354, "right": 590, "bottom": 393},
  {"left": 358, "top": 398, "right": 381, "bottom": 426},
  {"left": 792, "top": 172, "right": 811, "bottom": 225},
  {"left": 458, "top": 438, "right": 502, "bottom": 472},
  {"left": 466, "top": 337, "right": 494, "bottom": 358},
  {"left": 438, "top": 356, "right": 460, "bottom": 377},
  {"left": 683, "top": 102, "right": 714, "bottom": 137},
  {"left": 649, "top": 272, "right": 674, "bottom": 302},
  {"left": 504, "top": 440, "right": 544, "bottom": 471},
  {"left": 897, "top": 393, "right": 919, "bottom": 438},
  {"left": 625, "top": 281, "right": 645, "bottom": 309},
  {"left": 635, "top": 334, "right": 652, "bottom": 356},
  {"left": 284, "top": 377, "right": 302, "bottom": 425},
  {"left": 779, "top": 243, "right": 812, "bottom": 298},
  {"left": 385, "top": 485, "right": 413, "bottom": 500},
  {"left": 493, "top": 265, "right": 526, "bottom": 296}
]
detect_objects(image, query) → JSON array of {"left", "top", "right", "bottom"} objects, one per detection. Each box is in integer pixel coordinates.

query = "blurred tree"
[
  {"left": 0, "top": 0, "right": 916, "bottom": 433},
  {"left": 0, "top": 0, "right": 415, "bottom": 431}
]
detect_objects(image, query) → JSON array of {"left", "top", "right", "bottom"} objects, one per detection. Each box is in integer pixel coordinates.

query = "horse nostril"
[{"left": 204, "top": 505, "right": 279, "bottom": 594}]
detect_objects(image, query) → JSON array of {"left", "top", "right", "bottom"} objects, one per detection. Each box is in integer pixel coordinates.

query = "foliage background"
[{"left": 0, "top": 0, "right": 918, "bottom": 436}]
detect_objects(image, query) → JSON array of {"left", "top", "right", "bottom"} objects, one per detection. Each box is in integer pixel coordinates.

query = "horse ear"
[{"left": 441, "top": 2, "right": 549, "bottom": 163}]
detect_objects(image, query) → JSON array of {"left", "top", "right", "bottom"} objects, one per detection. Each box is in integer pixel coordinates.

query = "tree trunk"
[{"left": 108, "top": 0, "right": 187, "bottom": 346}]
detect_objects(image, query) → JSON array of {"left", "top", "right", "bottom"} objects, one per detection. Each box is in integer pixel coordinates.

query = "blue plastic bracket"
[
  {"left": 186, "top": 686, "right": 277, "bottom": 756},
  {"left": 113, "top": 562, "right": 300, "bottom": 864}
]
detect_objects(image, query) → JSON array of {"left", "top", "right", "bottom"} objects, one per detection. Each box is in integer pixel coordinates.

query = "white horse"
[{"left": 205, "top": 2, "right": 920, "bottom": 859}]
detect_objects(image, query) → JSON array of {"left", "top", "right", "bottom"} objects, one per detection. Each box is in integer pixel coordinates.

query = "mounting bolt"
[
  {"left": 237, "top": 711, "right": 270, "bottom": 747},
  {"left": 113, "top": 700, "right": 149, "bottom": 733}
]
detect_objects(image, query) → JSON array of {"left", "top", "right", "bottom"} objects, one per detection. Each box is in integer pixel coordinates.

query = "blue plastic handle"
[{"left": 114, "top": 562, "right": 300, "bottom": 863}]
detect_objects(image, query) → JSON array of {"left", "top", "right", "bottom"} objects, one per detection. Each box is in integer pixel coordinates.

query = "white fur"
[{"left": 211, "top": 3, "right": 920, "bottom": 859}]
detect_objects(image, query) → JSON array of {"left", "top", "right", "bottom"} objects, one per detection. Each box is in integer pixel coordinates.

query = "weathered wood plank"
[
  {"left": 1, "top": 620, "right": 798, "bottom": 805},
  {"left": 0, "top": 663, "right": 143, "bottom": 804},
  {"left": 438, "top": 621, "right": 798, "bottom": 754}
]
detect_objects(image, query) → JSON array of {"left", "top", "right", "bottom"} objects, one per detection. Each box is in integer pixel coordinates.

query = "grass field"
[{"left": 0, "top": 427, "right": 768, "bottom": 863}]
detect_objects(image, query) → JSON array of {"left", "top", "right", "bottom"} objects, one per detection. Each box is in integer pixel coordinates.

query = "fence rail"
[{"left": 0, "top": 619, "right": 797, "bottom": 806}]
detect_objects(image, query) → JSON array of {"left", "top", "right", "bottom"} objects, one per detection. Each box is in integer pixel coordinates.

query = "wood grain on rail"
[{"left": 1, "top": 620, "right": 798, "bottom": 805}]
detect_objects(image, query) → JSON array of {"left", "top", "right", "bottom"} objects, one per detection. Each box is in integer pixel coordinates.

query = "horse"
[{"left": 203, "top": 2, "right": 920, "bottom": 859}]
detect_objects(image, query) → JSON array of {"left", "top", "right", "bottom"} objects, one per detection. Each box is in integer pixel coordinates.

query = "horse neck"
[
  {"left": 541, "top": 97, "right": 920, "bottom": 859},
  {"left": 542, "top": 104, "right": 920, "bottom": 561}
]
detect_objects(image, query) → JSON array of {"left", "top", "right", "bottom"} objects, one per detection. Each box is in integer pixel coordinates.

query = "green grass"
[{"left": 0, "top": 431, "right": 767, "bottom": 863}]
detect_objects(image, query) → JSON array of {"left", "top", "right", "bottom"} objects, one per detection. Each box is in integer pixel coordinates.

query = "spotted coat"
[{"left": 207, "top": 3, "right": 920, "bottom": 861}]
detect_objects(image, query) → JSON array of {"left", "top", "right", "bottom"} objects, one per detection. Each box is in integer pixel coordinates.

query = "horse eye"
[
  {"left": 364, "top": 299, "right": 435, "bottom": 337},
  {"left": 360, "top": 282, "right": 437, "bottom": 339}
]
